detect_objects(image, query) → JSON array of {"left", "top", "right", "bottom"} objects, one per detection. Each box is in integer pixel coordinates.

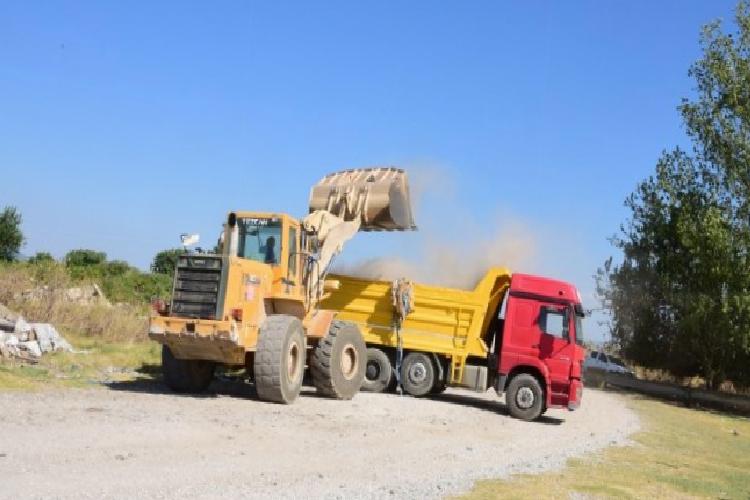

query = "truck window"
[
  {"left": 539, "top": 307, "right": 568, "bottom": 341},
  {"left": 574, "top": 313, "right": 585, "bottom": 346}
]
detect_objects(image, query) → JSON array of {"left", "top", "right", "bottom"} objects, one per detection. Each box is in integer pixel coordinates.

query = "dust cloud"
[{"left": 333, "top": 166, "right": 539, "bottom": 290}]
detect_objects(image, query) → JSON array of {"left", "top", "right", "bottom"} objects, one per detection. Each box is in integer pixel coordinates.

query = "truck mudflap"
[
  {"left": 567, "top": 379, "right": 583, "bottom": 410},
  {"left": 148, "top": 316, "right": 246, "bottom": 365}
]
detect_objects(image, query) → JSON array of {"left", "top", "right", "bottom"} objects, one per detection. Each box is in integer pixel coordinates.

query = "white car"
[{"left": 584, "top": 351, "right": 634, "bottom": 376}]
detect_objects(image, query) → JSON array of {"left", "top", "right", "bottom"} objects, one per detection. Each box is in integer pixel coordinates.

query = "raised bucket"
[{"left": 309, "top": 167, "right": 417, "bottom": 231}]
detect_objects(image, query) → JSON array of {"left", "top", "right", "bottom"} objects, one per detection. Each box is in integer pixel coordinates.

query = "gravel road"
[{"left": 0, "top": 382, "right": 639, "bottom": 499}]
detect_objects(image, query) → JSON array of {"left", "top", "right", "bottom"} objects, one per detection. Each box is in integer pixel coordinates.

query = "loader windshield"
[{"left": 237, "top": 217, "right": 283, "bottom": 265}]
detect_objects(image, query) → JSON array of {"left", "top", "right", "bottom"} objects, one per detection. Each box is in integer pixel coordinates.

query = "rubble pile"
[{"left": 0, "top": 303, "right": 73, "bottom": 362}]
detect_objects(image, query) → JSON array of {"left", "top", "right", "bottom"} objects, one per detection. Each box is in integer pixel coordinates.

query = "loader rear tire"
[
  {"left": 162, "top": 345, "right": 215, "bottom": 393},
  {"left": 401, "top": 352, "right": 435, "bottom": 397},
  {"left": 311, "top": 321, "right": 366, "bottom": 400},
  {"left": 361, "top": 347, "right": 393, "bottom": 393},
  {"left": 254, "top": 315, "right": 306, "bottom": 404}
]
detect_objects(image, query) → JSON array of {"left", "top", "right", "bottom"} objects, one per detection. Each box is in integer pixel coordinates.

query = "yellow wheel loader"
[{"left": 148, "top": 168, "right": 415, "bottom": 404}]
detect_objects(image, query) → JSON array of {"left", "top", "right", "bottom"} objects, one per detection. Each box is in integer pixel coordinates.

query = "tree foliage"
[
  {"left": 27, "top": 252, "right": 55, "bottom": 264},
  {"left": 0, "top": 206, "right": 24, "bottom": 262},
  {"left": 151, "top": 248, "right": 184, "bottom": 277},
  {"left": 64, "top": 249, "right": 107, "bottom": 268},
  {"left": 599, "top": 2, "right": 750, "bottom": 389}
]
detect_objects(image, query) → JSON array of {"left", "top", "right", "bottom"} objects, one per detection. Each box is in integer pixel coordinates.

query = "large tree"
[
  {"left": 600, "top": 2, "right": 750, "bottom": 389},
  {"left": 151, "top": 248, "right": 185, "bottom": 277},
  {"left": 0, "top": 206, "right": 24, "bottom": 261}
]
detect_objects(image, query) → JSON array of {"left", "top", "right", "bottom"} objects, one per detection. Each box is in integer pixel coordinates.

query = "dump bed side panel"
[{"left": 322, "top": 268, "right": 512, "bottom": 359}]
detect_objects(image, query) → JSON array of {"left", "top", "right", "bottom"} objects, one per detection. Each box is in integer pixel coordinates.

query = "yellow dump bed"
[{"left": 322, "top": 267, "right": 512, "bottom": 360}]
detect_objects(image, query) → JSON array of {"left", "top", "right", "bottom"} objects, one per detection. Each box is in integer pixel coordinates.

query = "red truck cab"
[{"left": 495, "top": 273, "right": 586, "bottom": 420}]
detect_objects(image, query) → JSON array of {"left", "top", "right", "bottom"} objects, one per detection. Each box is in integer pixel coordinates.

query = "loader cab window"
[
  {"left": 237, "top": 218, "right": 283, "bottom": 265},
  {"left": 288, "top": 226, "right": 298, "bottom": 275}
]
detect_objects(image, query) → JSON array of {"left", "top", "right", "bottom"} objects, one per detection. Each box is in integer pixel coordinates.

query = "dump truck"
[
  {"left": 321, "top": 268, "right": 586, "bottom": 420},
  {"left": 148, "top": 167, "right": 416, "bottom": 404}
]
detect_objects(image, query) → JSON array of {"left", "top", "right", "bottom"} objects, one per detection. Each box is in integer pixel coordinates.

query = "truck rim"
[
  {"left": 366, "top": 360, "right": 380, "bottom": 381},
  {"left": 408, "top": 362, "right": 427, "bottom": 384},
  {"left": 516, "top": 386, "right": 535, "bottom": 409},
  {"left": 340, "top": 343, "right": 358, "bottom": 380}
]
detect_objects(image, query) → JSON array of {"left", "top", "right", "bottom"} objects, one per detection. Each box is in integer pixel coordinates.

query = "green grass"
[
  {"left": 0, "top": 334, "right": 160, "bottom": 390},
  {"left": 464, "top": 393, "right": 750, "bottom": 499}
]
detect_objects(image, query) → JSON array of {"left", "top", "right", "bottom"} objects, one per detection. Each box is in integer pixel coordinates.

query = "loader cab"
[{"left": 225, "top": 211, "right": 305, "bottom": 301}]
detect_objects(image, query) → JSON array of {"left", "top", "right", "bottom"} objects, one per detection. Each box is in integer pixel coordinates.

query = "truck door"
[{"left": 537, "top": 305, "right": 575, "bottom": 406}]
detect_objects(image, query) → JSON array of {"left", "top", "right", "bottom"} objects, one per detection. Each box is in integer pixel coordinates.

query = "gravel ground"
[{"left": 0, "top": 382, "right": 639, "bottom": 499}]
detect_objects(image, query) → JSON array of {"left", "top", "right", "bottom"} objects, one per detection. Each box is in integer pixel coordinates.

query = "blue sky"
[{"left": 0, "top": 1, "right": 740, "bottom": 341}]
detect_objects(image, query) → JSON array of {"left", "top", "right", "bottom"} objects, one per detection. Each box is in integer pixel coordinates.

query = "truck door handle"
[{"left": 531, "top": 344, "right": 540, "bottom": 348}]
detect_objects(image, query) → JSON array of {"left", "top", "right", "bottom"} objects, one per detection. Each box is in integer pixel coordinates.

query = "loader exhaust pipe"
[{"left": 308, "top": 167, "right": 417, "bottom": 231}]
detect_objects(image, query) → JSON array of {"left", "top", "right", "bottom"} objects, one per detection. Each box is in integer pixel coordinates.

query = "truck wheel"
[
  {"left": 401, "top": 352, "right": 435, "bottom": 397},
  {"left": 506, "top": 374, "right": 544, "bottom": 421},
  {"left": 311, "top": 320, "right": 366, "bottom": 400},
  {"left": 361, "top": 347, "right": 393, "bottom": 393},
  {"left": 162, "top": 345, "right": 215, "bottom": 393},
  {"left": 254, "top": 315, "right": 306, "bottom": 404},
  {"left": 431, "top": 380, "right": 447, "bottom": 395}
]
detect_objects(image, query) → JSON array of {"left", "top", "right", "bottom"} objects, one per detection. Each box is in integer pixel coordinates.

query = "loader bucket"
[{"left": 309, "top": 167, "right": 417, "bottom": 231}]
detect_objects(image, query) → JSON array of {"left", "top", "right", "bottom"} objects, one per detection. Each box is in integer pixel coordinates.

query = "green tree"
[
  {"left": 64, "top": 249, "right": 107, "bottom": 267},
  {"left": 28, "top": 252, "right": 55, "bottom": 264},
  {"left": 151, "top": 248, "right": 184, "bottom": 277},
  {"left": 599, "top": 2, "right": 750, "bottom": 389},
  {"left": 0, "top": 206, "right": 24, "bottom": 261}
]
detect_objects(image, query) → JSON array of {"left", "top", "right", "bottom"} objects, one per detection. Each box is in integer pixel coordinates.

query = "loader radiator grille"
[{"left": 170, "top": 255, "right": 224, "bottom": 319}]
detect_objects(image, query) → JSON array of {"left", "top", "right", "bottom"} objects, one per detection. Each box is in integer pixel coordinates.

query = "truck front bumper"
[
  {"left": 567, "top": 379, "right": 583, "bottom": 410},
  {"left": 148, "top": 316, "right": 247, "bottom": 365}
]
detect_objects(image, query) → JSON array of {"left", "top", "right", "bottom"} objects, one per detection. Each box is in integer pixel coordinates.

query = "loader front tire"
[
  {"left": 162, "top": 345, "right": 215, "bottom": 393},
  {"left": 311, "top": 320, "right": 366, "bottom": 400},
  {"left": 361, "top": 347, "right": 393, "bottom": 393},
  {"left": 254, "top": 315, "right": 306, "bottom": 404}
]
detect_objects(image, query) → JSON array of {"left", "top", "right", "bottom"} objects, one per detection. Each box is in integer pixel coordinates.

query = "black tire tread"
[
  {"left": 506, "top": 373, "right": 544, "bottom": 421},
  {"left": 361, "top": 347, "right": 393, "bottom": 393},
  {"left": 311, "top": 320, "right": 366, "bottom": 399},
  {"left": 162, "top": 345, "right": 215, "bottom": 393},
  {"left": 254, "top": 315, "right": 305, "bottom": 404}
]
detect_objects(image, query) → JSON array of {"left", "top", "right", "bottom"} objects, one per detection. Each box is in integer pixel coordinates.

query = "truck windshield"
[
  {"left": 237, "top": 217, "right": 282, "bottom": 264},
  {"left": 574, "top": 312, "right": 584, "bottom": 346}
]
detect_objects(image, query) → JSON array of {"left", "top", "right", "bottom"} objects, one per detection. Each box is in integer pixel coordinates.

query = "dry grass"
[
  {"left": 463, "top": 393, "right": 750, "bottom": 499},
  {"left": 0, "top": 263, "right": 157, "bottom": 389},
  {"left": 0, "top": 262, "right": 148, "bottom": 342},
  {"left": 632, "top": 366, "right": 749, "bottom": 395},
  {"left": 0, "top": 332, "right": 160, "bottom": 389}
]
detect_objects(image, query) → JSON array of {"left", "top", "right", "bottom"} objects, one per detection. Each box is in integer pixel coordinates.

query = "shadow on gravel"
[
  {"left": 428, "top": 392, "right": 564, "bottom": 425},
  {"left": 105, "top": 364, "right": 562, "bottom": 423},
  {"left": 104, "top": 362, "right": 264, "bottom": 400}
]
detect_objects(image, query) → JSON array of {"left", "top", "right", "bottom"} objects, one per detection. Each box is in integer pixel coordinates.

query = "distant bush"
[
  {"left": 27, "top": 252, "right": 54, "bottom": 264},
  {"left": 64, "top": 249, "right": 106, "bottom": 268},
  {"left": 151, "top": 248, "right": 184, "bottom": 277}
]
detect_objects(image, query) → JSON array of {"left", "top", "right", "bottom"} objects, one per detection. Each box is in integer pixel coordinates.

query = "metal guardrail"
[{"left": 584, "top": 368, "right": 750, "bottom": 415}]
